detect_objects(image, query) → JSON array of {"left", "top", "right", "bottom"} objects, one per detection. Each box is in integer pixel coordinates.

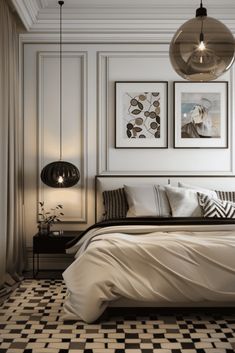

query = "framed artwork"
[
  {"left": 115, "top": 81, "right": 168, "bottom": 148},
  {"left": 174, "top": 81, "right": 228, "bottom": 149}
]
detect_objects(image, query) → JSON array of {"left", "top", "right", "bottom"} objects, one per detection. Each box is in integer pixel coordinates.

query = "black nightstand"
[{"left": 33, "top": 231, "right": 82, "bottom": 277}]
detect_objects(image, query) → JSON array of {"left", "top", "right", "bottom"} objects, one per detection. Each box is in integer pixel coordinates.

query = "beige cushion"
[
  {"left": 178, "top": 182, "right": 217, "bottom": 194},
  {"left": 124, "top": 184, "right": 171, "bottom": 217},
  {"left": 165, "top": 185, "right": 217, "bottom": 217}
]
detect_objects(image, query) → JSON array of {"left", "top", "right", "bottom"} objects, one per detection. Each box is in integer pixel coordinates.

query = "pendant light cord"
[
  {"left": 200, "top": 16, "right": 204, "bottom": 39},
  {"left": 59, "top": 1, "right": 64, "bottom": 161},
  {"left": 199, "top": 0, "right": 204, "bottom": 41}
]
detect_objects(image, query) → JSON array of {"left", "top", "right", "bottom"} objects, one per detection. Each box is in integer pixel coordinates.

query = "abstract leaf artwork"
[
  {"left": 125, "top": 92, "right": 161, "bottom": 139},
  {"left": 115, "top": 82, "right": 168, "bottom": 148}
]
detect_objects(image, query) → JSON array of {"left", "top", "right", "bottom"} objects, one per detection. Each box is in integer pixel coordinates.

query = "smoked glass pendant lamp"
[
  {"left": 40, "top": 0, "right": 80, "bottom": 188},
  {"left": 169, "top": 0, "right": 235, "bottom": 81}
]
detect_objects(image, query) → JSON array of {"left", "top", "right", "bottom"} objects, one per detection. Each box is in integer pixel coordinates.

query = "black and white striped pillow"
[
  {"left": 215, "top": 190, "right": 235, "bottom": 203},
  {"left": 198, "top": 192, "right": 235, "bottom": 218},
  {"left": 102, "top": 188, "right": 129, "bottom": 220}
]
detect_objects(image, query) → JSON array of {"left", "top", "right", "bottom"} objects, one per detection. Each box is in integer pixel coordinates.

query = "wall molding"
[
  {"left": 98, "top": 50, "right": 171, "bottom": 175},
  {"left": 37, "top": 51, "right": 88, "bottom": 222},
  {"left": 13, "top": 0, "right": 235, "bottom": 34},
  {"left": 98, "top": 50, "right": 235, "bottom": 176},
  {"left": 12, "top": 0, "right": 39, "bottom": 31},
  {"left": 20, "top": 19, "right": 235, "bottom": 44}
]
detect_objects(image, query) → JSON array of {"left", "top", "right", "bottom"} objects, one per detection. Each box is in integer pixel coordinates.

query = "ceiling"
[{"left": 10, "top": 0, "right": 235, "bottom": 34}]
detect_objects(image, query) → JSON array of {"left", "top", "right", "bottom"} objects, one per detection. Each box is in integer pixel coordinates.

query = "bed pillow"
[
  {"left": 198, "top": 192, "right": 235, "bottom": 218},
  {"left": 165, "top": 185, "right": 217, "bottom": 217},
  {"left": 124, "top": 184, "right": 171, "bottom": 217},
  {"left": 102, "top": 188, "right": 128, "bottom": 220},
  {"left": 215, "top": 190, "right": 235, "bottom": 203},
  {"left": 155, "top": 185, "right": 172, "bottom": 217},
  {"left": 178, "top": 182, "right": 217, "bottom": 195}
]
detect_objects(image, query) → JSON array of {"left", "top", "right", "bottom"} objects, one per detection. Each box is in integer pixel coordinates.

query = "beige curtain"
[{"left": 0, "top": 0, "right": 25, "bottom": 296}]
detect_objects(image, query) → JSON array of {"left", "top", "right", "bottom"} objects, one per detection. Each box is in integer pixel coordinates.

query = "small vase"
[{"left": 38, "top": 223, "right": 50, "bottom": 235}]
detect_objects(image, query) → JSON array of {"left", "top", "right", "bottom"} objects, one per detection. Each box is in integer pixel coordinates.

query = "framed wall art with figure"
[{"left": 173, "top": 81, "right": 228, "bottom": 149}]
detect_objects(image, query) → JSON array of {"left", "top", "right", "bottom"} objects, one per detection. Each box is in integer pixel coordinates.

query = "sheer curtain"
[{"left": 0, "top": 0, "right": 25, "bottom": 296}]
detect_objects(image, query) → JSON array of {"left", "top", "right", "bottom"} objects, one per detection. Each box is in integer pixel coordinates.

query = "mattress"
[{"left": 62, "top": 219, "right": 235, "bottom": 323}]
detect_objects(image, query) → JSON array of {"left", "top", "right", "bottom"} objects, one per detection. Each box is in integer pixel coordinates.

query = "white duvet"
[{"left": 63, "top": 224, "right": 235, "bottom": 323}]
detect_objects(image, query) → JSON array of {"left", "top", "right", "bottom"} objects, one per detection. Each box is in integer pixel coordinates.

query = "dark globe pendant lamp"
[
  {"left": 40, "top": 1, "right": 80, "bottom": 188},
  {"left": 169, "top": 0, "right": 235, "bottom": 81}
]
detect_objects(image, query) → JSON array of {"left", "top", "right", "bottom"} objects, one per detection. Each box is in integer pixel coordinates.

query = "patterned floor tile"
[{"left": 0, "top": 279, "right": 235, "bottom": 352}]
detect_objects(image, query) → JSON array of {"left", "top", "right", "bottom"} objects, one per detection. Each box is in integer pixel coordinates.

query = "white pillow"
[
  {"left": 165, "top": 185, "right": 217, "bottom": 217},
  {"left": 155, "top": 185, "right": 172, "bottom": 217},
  {"left": 124, "top": 184, "right": 171, "bottom": 217},
  {"left": 178, "top": 182, "right": 216, "bottom": 195}
]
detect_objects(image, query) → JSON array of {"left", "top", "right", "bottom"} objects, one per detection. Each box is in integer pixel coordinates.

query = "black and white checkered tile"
[{"left": 0, "top": 279, "right": 235, "bottom": 353}]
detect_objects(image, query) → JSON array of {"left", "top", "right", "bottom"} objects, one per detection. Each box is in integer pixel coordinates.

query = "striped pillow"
[
  {"left": 198, "top": 192, "right": 235, "bottom": 218},
  {"left": 215, "top": 190, "right": 235, "bottom": 203},
  {"left": 124, "top": 184, "right": 171, "bottom": 217},
  {"left": 102, "top": 188, "right": 128, "bottom": 220}
]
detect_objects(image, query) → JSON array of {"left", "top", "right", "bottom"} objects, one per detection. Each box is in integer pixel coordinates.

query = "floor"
[{"left": 0, "top": 279, "right": 235, "bottom": 353}]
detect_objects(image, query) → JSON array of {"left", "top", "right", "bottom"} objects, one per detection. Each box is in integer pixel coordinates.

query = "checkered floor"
[{"left": 0, "top": 280, "right": 235, "bottom": 352}]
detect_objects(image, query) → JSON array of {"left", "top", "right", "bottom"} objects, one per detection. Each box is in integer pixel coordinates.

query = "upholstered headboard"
[{"left": 95, "top": 175, "right": 235, "bottom": 222}]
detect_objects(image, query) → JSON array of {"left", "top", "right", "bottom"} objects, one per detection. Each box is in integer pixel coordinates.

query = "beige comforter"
[{"left": 63, "top": 224, "right": 235, "bottom": 323}]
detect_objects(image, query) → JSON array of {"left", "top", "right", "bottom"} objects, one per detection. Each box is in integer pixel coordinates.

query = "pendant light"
[
  {"left": 40, "top": 0, "right": 80, "bottom": 188},
  {"left": 169, "top": 0, "right": 235, "bottom": 81}
]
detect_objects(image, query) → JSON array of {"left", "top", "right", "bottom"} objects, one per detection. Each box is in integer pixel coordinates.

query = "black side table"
[{"left": 33, "top": 231, "right": 82, "bottom": 277}]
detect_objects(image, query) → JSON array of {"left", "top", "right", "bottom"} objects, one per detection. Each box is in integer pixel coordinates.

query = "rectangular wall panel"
[
  {"left": 38, "top": 52, "right": 87, "bottom": 222},
  {"left": 98, "top": 50, "right": 234, "bottom": 175}
]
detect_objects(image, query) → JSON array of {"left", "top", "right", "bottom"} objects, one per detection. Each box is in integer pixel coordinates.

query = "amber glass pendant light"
[
  {"left": 169, "top": 0, "right": 235, "bottom": 81},
  {"left": 41, "top": 1, "right": 80, "bottom": 188}
]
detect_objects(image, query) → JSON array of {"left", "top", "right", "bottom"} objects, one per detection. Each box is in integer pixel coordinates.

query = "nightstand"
[{"left": 33, "top": 231, "right": 83, "bottom": 277}]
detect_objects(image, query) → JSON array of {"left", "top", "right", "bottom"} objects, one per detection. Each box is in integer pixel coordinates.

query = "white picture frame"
[
  {"left": 174, "top": 81, "right": 228, "bottom": 149},
  {"left": 115, "top": 81, "right": 168, "bottom": 148}
]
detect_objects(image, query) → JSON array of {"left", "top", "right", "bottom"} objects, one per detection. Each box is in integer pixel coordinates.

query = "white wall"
[{"left": 23, "top": 42, "right": 235, "bottom": 250}]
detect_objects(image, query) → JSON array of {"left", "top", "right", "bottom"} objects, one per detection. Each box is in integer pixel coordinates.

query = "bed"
[{"left": 62, "top": 175, "right": 235, "bottom": 323}]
